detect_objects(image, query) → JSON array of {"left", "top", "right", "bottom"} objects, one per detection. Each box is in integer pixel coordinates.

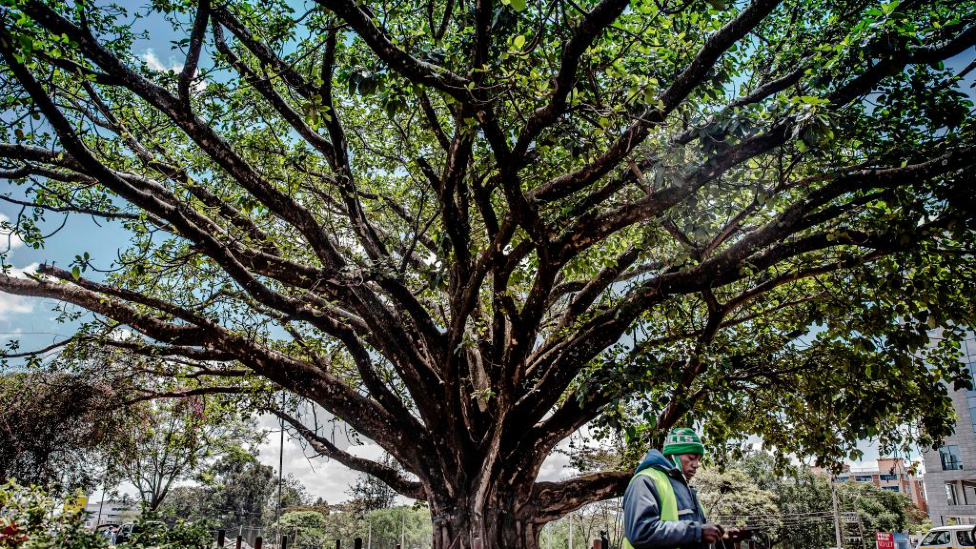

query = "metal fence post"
[
  {"left": 281, "top": 535, "right": 288, "bottom": 549},
  {"left": 217, "top": 530, "right": 225, "bottom": 548},
  {"left": 355, "top": 538, "right": 363, "bottom": 549},
  {"left": 236, "top": 535, "right": 243, "bottom": 549},
  {"left": 254, "top": 537, "right": 262, "bottom": 549}
]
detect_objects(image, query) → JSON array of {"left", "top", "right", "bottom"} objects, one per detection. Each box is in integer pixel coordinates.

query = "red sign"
[{"left": 876, "top": 532, "right": 895, "bottom": 549}]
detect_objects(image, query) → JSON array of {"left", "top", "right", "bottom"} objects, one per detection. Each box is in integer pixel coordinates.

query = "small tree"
[
  {"left": 720, "top": 453, "right": 921, "bottom": 549},
  {"left": 347, "top": 452, "right": 402, "bottom": 516},
  {"left": 0, "top": 371, "right": 132, "bottom": 493},
  {"left": 838, "top": 482, "right": 911, "bottom": 538},
  {"left": 365, "top": 506, "right": 434, "bottom": 549},
  {"left": 109, "top": 396, "right": 259, "bottom": 511},
  {"left": 695, "top": 468, "right": 779, "bottom": 528},
  {"left": 278, "top": 510, "right": 330, "bottom": 549}
]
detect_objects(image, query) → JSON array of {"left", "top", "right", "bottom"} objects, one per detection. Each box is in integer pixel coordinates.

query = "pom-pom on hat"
[{"left": 662, "top": 427, "right": 705, "bottom": 457}]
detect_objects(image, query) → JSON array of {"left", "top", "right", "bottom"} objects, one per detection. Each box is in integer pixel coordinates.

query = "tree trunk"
[{"left": 428, "top": 492, "right": 543, "bottom": 549}]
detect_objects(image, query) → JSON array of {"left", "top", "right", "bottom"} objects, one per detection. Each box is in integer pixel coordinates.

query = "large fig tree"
[{"left": 1, "top": 0, "right": 975, "bottom": 546}]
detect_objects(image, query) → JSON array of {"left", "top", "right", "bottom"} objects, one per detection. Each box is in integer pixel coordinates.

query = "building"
[
  {"left": 824, "top": 458, "right": 927, "bottom": 512},
  {"left": 923, "top": 332, "right": 976, "bottom": 526},
  {"left": 82, "top": 499, "right": 140, "bottom": 528}
]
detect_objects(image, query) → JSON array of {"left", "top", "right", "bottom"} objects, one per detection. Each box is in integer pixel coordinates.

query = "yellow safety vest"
[{"left": 622, "top": 468, "right": 679, "bottom": 549}]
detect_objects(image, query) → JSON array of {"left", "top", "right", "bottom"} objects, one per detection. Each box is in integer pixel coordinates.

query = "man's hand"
[
  {"left": 723, "top": 528, "right": 747, "bottom": 542},
  {"left": 702, "top": 523, "right": 724, "bottom": 543}
]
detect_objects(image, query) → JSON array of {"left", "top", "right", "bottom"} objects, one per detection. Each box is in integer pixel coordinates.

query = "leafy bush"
[{"left": 0, "top": 481, "right": 213, "bottom": 549}]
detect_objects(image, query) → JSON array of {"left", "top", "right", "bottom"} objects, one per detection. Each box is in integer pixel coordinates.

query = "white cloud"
[
  {"left": 0, "top": 294, "right": 34, "bottom": 319},
  {"left": 108, "top": 327, "right": 136, "bottom": 342},
  {"left": 0, "top": 213, "right": 24, "bottom": 251},
  {"left": 0, "top": 262, "right": 39, "bottom": 320},
  {"left": 141, "top": 49, "right": 206, "bottom": 93},
  {"left": 143, "top": 49, "right": 183, "bottom": 73}
]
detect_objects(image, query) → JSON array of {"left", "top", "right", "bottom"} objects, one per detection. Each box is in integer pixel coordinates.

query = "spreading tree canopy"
[{"left": 1, "top": 0, "right": 975, "bottom": 546}]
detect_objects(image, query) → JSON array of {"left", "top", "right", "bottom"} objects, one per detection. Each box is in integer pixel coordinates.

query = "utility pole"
[
  {"left": 569, "top": 513, "right": 573, "bottom": 549},
  {"left": 367, "top": 520, "right": 372, "bottom": 549},
  {"left": 276, "top": 392, "right": 285, "bottom": 546},
  {"left": 832, "top": 480, "right": 844, "bottom": 549},
  {"left": 400, "top": 510, "right": 405, "bottom": 548},
  {"left": 94, "top": 486, "right": 106, "bottom": 527}
]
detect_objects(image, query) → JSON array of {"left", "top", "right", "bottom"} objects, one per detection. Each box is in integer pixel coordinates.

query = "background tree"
[
  {"left": 278, "top": 510, "right": 331, "bottom": 549},
  {"left": 0, "top": 370, "right": 133, "bottom": 493},
  {"left": 347, "top": 452, "right": 402, "bottom": 515},
  {"left": 165, "top": 446, "right": 274, "bottom": 533},
  {"left": 534, "top": 499, "right": 625, "bottom": 549},
  {"left": 272, "top": 474, "right": 313, "bottom": 522},
  {"left": 164, "top": 448, "right": 310, "bottom": 543},
  {"left": 694, "top": 468, "right": 779, "bottom": 529},
  {"left": 838, "top": 481, "right": 912, "bottom": 541},
  {"left": 109, "top": 395, "right": 260, "bottom": 511},
  {"left": 363, "top": 507, "right": 434, "bottom": 549},
  {"left": 698, "top": 453, "right": 927, "bottom": 549},
  {"left": 1, "top": 0, "right": 975, "bottom": 547}
]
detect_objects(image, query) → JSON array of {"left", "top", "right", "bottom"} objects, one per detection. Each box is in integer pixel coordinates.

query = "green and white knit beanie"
[{"left": 662, "top": 427, "right": 705, "bottom": 457}]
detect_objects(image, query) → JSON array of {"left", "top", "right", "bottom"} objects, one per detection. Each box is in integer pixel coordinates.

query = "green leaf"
[
  {"left": 513, "top": 35, "right": 526, "bottom": 49},
  {"left": 509, "top": 0, "right": 526, "bottom": 12}
]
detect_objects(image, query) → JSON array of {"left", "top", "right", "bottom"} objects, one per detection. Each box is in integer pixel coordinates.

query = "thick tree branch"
[
  {"left": 178, "top": 0, "right": 209, "bottom": 105},
  {"left": 311, "top": 0, "right": 471, "bottom": 100},
  {"left": 274, "top": 409, "right": 427, "bottom": 499},
  {"left": 530, "top": 471, "right": 631, "bottom": 521},
  {"left": 529, "top": 0, "right": 784, "bottom": 203},
  {"left": 0, "top": 272, "right": 413, "bottom": 461},
  {"left": 19, "top": 1, "right": 350, "bottom": 272},
  {"left": 512, "top": 0, "right": 631, "bottom": 159}
]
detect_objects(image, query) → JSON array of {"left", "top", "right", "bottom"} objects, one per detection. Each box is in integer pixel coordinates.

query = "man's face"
[{"left": 676, "top": 453, "right": 702, "bottom": 479}]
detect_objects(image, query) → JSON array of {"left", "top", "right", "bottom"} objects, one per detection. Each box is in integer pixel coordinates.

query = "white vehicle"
[{"left": 915, "top": 525, "right": 976, "bottom": 549}]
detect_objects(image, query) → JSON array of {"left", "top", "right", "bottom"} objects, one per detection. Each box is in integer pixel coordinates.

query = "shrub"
[{"left": 0, "top": 481, "right": 212, "bottom": 549}]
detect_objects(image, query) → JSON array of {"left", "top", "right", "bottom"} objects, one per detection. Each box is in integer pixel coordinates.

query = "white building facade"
[
  {"left": 82, "top": 499, "right": 140, "bottom": 528},
  {"left": 923, "top": 332, "right": 976, "bottom": 525}
]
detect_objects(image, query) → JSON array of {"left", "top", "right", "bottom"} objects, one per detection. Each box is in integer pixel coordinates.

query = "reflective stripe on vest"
[{"left": 622, "top": 468, "right": 679, "bottom": 549}]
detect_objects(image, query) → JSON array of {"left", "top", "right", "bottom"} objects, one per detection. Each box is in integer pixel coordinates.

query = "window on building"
[
  {"left": 882, "top": 486, "right": 900, "bottom": 492},
  {"left": 880, "top": 474, "right": 898, "bottom": 481},
  {"left": 964, "top": 485, "right": 976, "bottom": 505},
  {"left": 854, "top": 475, "right": 874, "bottom": 482},
  {"left": 947, "top": 483, "right": 959, "bottom": 506},
  {"left": 941, "top": 445, "right": 963, "bottom": 470}
]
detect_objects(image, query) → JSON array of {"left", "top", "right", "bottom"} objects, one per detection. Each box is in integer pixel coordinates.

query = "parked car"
[
  {"left": 93, "top": 523, "right": 119, "bottom": 541},
  {"left": 915, "top": 525, "right": 976, "bottom": 549},
  {"left": 113, "top": 520, "right": 165, "bottom": 544}
]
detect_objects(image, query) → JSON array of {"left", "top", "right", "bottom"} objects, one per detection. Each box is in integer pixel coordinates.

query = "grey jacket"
[{"left": 622, "top": 449, "right": 708, "bottom": 549}]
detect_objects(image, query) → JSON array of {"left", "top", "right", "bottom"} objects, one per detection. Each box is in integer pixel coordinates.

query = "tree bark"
[{"left": 428, "top": 490, "right": 544, "bottom": 549}]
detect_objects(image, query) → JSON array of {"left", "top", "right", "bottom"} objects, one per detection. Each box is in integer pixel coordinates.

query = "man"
[{"left": 622, "top": 427, "right": 726, "bottom": 549}]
